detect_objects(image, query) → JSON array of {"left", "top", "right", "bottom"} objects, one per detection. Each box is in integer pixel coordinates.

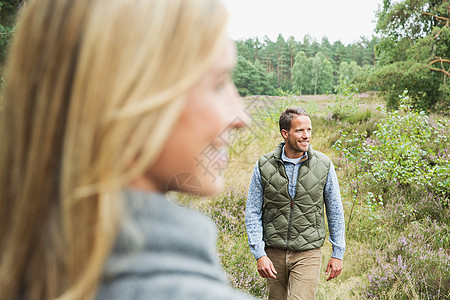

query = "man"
[{"left": 245, "top": 107, "right": 345, "bottom": 299}]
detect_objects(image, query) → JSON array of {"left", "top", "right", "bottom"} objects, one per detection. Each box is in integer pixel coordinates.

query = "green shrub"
[
  {"left": 346, "top": 108, "right": 372, "bottom": 124},
  {"left": 334, "top": 91, "right": 449, "bottom": 204},
  {"left": 329, "top": 77, "right": 359, "bottom": 121},
  {"left": 258, "top": 95, "right": 299, "bottom": 128}
]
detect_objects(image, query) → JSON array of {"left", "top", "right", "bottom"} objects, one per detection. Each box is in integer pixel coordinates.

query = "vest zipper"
[
  {"left": 281, "top": 161, "right": 295, "bottom": 250},
  {"left": 285, "top": 160, "right": 304, "bottom": 250},
  {"left": 286, "top": 196, "right": 294, "bottom": 250},
  {"left": 283, "top": 162, "right": 293, "bottom": 250}
]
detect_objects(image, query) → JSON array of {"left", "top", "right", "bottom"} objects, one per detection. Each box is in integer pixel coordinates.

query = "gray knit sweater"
[{"left": 95, "top": 189, "right": 254, "bottom": 300}]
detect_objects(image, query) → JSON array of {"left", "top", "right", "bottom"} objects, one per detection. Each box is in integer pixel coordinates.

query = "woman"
[{"left": 0, "top": 0, "right": 253, "bottom": 299}]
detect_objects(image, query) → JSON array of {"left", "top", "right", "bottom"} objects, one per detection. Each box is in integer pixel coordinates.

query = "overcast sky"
[{"left": 222, "top": 0, "right": 384, "bottom": 45}]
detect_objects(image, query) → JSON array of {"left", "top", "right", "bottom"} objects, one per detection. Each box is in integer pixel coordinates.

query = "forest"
[
  {"left": 232, "top": 0, "right": 449, "bottom": 114},
  {"left": 233, "top": 34, "right": 378, "bottom": 96},
  {"left": 1, "top": 1, "right": 449, "bottom": 113}
]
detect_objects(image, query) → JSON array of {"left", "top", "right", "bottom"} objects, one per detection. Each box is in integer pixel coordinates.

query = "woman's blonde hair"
[{"left": 0, "top": 0, "right": 229, "bottom": 299}]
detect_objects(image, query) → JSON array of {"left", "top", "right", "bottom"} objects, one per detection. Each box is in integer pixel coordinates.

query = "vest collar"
[{"left": 274, "top": 142, "right": 313, "bottom": 165}]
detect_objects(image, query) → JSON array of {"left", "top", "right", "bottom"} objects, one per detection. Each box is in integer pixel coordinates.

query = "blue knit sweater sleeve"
[
  {"left": 324, "top": 163, "right": 346, "bottom": 260},
  {"left": 245, "top": 163, "right": 266, "bottom": 260}
]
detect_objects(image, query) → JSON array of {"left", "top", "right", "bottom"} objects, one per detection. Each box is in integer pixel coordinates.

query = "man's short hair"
[{"left": 279, "top": 107, "right": 310, "bottom": 132}]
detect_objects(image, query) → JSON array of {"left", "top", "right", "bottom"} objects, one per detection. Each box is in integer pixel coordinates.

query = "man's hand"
[
  {"left": 325, "top": 257, "right": 342, "bottom": 281},
  {"left": 256, "top": 255, "right": 277, "bottom": 278}
]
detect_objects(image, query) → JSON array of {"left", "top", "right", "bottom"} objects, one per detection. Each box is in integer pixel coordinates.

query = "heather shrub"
[
  {"left": 220, "top": 234, "right": 266, "bottom": 297},
  {"left": 362, "top": 223, "right": 450, "bottom": 299},
  {"left": 183, "top": 188, "right": 267, "bottom": 298},
  {"left": 333, "top": 91, "right": 449, "bottom": 298}
]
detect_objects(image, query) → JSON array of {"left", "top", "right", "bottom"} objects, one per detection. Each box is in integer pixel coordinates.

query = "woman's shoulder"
[
  {"left": 96, "top": 189, "right": 255, "bottom": 299},
  {"left": 96, "top": 273, "right": 255, "bottom": 299}
]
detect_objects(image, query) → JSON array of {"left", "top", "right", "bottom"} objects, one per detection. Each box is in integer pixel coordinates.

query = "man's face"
[{"left": 282, "top": 115, "right": 312, "bottom": 157}]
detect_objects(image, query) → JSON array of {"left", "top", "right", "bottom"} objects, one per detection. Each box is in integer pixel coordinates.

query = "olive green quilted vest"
[{"left": 258, "top": 142, "right": 331, "bottom": 251}]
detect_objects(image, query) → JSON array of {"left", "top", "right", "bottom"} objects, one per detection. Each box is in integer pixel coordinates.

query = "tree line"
[
  {"left": 232, "top": 34, "right": 378, "bottom": 96},
  {"left": 1, "top": 0, "right": 448, "bottom": 113},
  {"left": 232, "top": 0, "right": 449, "bottom": 114},
  {"left": 0, "top": 1, "right": 24, "bottom": 70}
]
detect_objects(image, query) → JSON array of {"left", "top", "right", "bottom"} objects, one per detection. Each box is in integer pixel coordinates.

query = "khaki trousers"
[{"left": 266, "top": 247, "right": 322, "bottom": 300}]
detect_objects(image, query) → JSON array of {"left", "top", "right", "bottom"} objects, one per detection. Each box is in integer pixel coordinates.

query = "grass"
[{"left": 177, "top": 93, "right": 449, "bottom": 299}]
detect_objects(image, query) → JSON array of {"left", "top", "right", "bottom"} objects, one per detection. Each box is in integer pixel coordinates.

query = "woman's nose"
[{"left": 227, "top": 84, "right": 251, "bottom": 129}]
